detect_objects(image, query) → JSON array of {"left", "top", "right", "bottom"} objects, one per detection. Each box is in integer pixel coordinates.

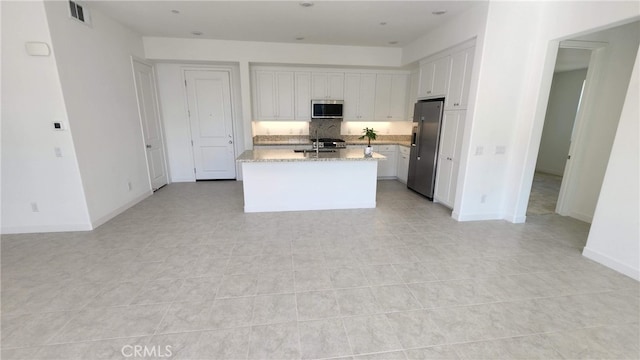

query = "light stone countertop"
[
  {"left": 252, "top": 140, "right": 411, "bottom": 147},
  {"left": 236, "top": 149, "right": 386, "bottom": 163}
]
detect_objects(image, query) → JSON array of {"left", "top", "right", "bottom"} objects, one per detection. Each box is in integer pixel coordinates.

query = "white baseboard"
[
  {"left": 535, "top": 167, "right": 563, "bottom": 176},
  {"left": 582, "top": 247, "right": 640, "bottom": 281},
  {"left": 452, "top": 211, "right": 504, "bottom": 222},
  {"left": 1, "top": 223, "right": 93, "bottom": 234},
  {"left": 90, "top": 190, "right": 152, "bottom": 229},
  {"left": 170, "top": 177, "right": 196, "bottom": 183},
  {"left": 506, "top": 214, "right": 527, "bottom": 223},
  {"left": 568, "top": 210, "right": 593, "bottom": 224}
]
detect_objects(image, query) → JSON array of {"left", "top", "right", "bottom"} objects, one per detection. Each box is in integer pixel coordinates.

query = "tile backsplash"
[{"left": 252, "top": 121, "right": 413, "bottom": 136}]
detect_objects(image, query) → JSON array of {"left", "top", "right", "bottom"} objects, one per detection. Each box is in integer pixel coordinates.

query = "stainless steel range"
[{"left": 313, "top": 138, "right": 346, "bottom": 149}]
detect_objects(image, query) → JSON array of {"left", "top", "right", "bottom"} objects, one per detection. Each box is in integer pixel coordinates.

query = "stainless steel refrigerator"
[{"left": 407, "top": 99, "right": 444, "bottom": 199}]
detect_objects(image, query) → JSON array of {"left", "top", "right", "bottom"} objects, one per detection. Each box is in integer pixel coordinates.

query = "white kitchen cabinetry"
[
  {"left": 311, "top": 72, "right": 344, "bottom": 100},
  {"left": 407, "top": 70, "right": 419, "bottom": 121},
  {"left": 374, "top": 74, "right": 408, "bottom": 121},
  {"left": 295, "top": 72, "right": 312, "bottom": 120},
  {"left": 374, "top": 144, "right": 397, "bottom": 178},
  {"left": 417, "top": 56, "right": 449, "bottom": 99},
  {"left": 344, "top": 73, "right": 376, "bottom": 121},
  {"left": 396, "top": 145, "right": 410, "bottom": 184},
  {"left": 445, "top": 46, "right": 474, "bottom": 110},
  {"left": 254, "top": 70, "right": 295, "bottom": 120},
  {"left": 434, "top": 110, "right": 466, "bottom": 208}
]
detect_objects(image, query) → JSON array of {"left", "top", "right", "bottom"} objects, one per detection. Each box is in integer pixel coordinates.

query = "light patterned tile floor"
[{"left": 1, "top": 180, "right": 638, "bottom": 359}]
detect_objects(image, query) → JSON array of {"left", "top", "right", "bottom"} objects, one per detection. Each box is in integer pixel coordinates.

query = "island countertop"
[{"left": 236, "top": 149, "right": 386, "bottom": 163}]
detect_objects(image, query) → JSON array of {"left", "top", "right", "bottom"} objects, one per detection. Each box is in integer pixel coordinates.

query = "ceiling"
[{"left": 88, "top": 1, "right": 482, "bottom": 48}]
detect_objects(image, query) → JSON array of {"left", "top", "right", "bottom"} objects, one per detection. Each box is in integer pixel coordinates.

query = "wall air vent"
[{"left": 69, "top": 0, "right": 91, "bottom": 26}]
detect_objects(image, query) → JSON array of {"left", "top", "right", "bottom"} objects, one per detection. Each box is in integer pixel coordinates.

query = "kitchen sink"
[{"left": 293, "top": 149, "right": 337, "bottom": 153}]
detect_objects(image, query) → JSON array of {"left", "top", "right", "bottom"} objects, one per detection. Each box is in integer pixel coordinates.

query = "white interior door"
[
  {"left": 132, "top": 59, "right": 168, "bottom": 190},
  {"left": 185, "top": 70, "right": 236, "bottom": 180}
]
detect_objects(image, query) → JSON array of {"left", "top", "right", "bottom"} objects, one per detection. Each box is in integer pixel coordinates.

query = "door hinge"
[
  {"left": 184, "top": 80, "right": 187, "bottom": 87},
  {"left": 188, "top": 110, "right": 191, "bottom": 117},
  {"left": 191, "top": 140, "right": 194, "bottom": 146},
  {"left": 193, "top": 167, "right": 196, "bottom": 174}
]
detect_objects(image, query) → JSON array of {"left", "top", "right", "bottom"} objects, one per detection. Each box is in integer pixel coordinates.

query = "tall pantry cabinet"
[{"left": 415, "top": 42, "right": 474, "bottom": 209}]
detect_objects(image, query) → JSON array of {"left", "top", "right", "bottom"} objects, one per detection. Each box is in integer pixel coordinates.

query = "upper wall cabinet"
[
  {"left": 343, "top": 73, "right": 376, "bottom": 121},
  {"left": 252, "top": 67, "right": 410, "bottom": 122},
  {"left": 253, "top": 70, "right": 295, "bottom": 120},
  {"left": 445, "top": 46, "right": 475, "bottom": 110},
  {"left": 407, "top": 70, "right": 419, "bottom": 121},
  {"left": 417, "top": 56, "right": 450, "bottom": 98},
  {"left": 295, "top": 72, "right": 312, "bottom": 120},
  {"left": 311, "top": 72, "right": 344, "bottom": 100},
  {"left": 374, "top": 74, "right": 408, "bottom": 121}
]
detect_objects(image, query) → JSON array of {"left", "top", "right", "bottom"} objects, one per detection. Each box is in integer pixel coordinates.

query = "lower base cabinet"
[
  {"left": 375, "top": 145, "right": 397, "bottom": 178},
  {"left": 396, "top": 145, "right": 410, "bottom": 184}
]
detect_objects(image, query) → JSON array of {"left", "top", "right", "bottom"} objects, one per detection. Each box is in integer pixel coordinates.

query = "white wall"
[
  {"left": 43, "top": 1, "right": 151, "bottom": 227},
  {"left": 562, "top": 22, "right": 640, "bottom": 223},
  {"left": 536, "top": 69, "right": 587, "bottom": 176},
  {"left": 155, "top": 63, "right": 245, "bottom": 182},
  {"left": 583, "top": 45, "right": 640, "bottom": 281},
  {"left": 402, "top": 3, "right": 489, "bottom": 65},
  {"left": 144, "top": 38, "right": 402, "bottom": 68},
  {"left": 1, "top": 1, "right": 91, "bottom": 233},
  {"left": 449, "top": 1, "right": 639, "bottom": 223}
]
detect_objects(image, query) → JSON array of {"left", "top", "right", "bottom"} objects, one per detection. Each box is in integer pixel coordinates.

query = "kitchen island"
[{"left": 236, "top": 149, "right": 385, "bottom": 213}]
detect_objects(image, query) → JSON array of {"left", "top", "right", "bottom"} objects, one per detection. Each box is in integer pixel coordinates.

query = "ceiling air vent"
[{"left": 69, "top": 0, "right": 91, "bottom": 26}]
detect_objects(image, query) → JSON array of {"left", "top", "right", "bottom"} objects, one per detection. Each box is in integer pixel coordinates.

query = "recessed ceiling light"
[
  {"left": 295, "top": 37, "right": 305, "bottom": 41},
  {"left": 389, "top": 41, "right": 399, "bottom": 45},
  {"left": 171, "top": 9, "right": 180, "bottom": 14},
  {"left": 299, "top": 2, "right": 314, "bottom": 7},
  {"left": 432, "top": 10, "right": 447, "bottom": 15},
  {"left": 191, "top": 31, "right": 203, "bottom": 36},
  {"left": 379, "top": 22, "right": 387, "bottom": 26}
]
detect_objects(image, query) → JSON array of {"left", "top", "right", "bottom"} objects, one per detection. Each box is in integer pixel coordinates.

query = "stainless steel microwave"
[{"left": 311, "top": 100, "right": 344, "bottom": 119}]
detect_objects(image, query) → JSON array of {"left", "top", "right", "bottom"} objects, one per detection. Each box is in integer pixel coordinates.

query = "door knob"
[
  {"left": 146, "top": 144, "right": 152, "bottom": 149},
  {"left": 228, "top": 140, "right": 233, "bottom": 144}
]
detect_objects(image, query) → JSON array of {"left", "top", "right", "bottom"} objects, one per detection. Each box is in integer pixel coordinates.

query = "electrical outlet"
[
  {"left": 481, "top": 194, "right": 487, "bottom": 203},
  {"left": 31, "top": 202, "right": 39, "bottom": 212},
  {"left": 495, "top": 146, "right": 506, "bottom": 155},
  {"left": 54, "top": 147, "right": 62, "bottom": 157},
  {"left": 127, "top": 181, "right": 133, "bottom": 191},
  {"left": 475, "top": 146, "right": 484, "bottom": 156}
]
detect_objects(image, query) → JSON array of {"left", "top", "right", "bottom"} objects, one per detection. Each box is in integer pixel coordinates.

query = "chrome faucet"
[{"left": 315, "top": 130, "right": 319, "bottom": 157}]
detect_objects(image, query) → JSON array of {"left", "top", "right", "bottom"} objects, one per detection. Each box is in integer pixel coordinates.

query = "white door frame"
[
  {"left": 554, "top": 40, "right": 608, "bottom": 216},
  {"left": 181, "top": 66, "right": 241, "bottom": 180},
  {"left": 131, "top": 56, "right": 170, "bottom": 190}
]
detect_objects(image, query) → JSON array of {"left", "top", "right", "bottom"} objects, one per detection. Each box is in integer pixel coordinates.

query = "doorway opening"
[
  {"left": 526, "top": 20, "right": 639, "bottom": 223},
  {"left": 527, "top": 49, "right": 590, "bottom": 216}
]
